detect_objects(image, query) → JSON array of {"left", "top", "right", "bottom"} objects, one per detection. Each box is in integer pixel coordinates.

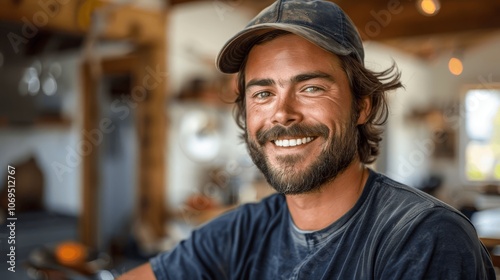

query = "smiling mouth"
[{"left": 272, "top": 137, "right": 315, "bottom": 147}]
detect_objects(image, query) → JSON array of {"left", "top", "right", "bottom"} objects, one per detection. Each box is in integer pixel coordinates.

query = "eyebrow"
[
  {"left": 245, "top": 71, "right": 335, "bottom": 93},
  {"left": 245, "top": 78, "right": 276, "bottom": 92},
  {"left": 292, "top": 71, "right": 335, "bottom": 83}
]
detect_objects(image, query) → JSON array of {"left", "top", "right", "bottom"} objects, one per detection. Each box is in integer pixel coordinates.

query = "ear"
[{"left": 356, "top": 97, "right": 372, "bottom": 125}]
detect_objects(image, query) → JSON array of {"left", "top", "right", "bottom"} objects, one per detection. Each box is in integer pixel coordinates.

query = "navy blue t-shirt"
[{"left": 150, "top": 170, "right": 496, "bottom": 279}]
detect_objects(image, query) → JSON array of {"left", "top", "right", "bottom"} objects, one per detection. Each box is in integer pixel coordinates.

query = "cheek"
[
  {"left": 309, "top": 101, "right": 344, "bottom": 121},
  {"left": 245, "top": 105, "right": 263, "bottom": 133},
  {"left": 309, "top": 102, "right": 352, "bottom": 134}
]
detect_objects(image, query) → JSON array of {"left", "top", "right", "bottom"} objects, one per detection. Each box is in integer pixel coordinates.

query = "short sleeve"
[{"left": 149, "top": 213, "right": 234, "bottom": 280}]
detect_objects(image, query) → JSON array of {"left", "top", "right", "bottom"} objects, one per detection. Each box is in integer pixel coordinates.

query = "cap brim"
[{"left": 216, "top": 23, "right": 354, "bottom": 74}]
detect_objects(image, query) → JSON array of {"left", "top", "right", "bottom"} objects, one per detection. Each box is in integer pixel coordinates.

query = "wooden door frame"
[{"left": 80, "top": 47, "right": 168, "bottom": 249}]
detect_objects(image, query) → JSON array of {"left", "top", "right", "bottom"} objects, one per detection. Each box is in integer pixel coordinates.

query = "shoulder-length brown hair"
[{"left": 232, "top": 31, "right": 403, "bottom": 164}]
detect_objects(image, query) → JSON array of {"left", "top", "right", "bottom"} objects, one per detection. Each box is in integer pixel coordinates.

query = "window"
[{"left": 462, "top": 87, "right": 500, "bottom": 182}]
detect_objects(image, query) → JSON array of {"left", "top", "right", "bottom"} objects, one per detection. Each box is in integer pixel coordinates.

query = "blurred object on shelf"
[
  {"left": 479, "top": 237, "right": 500, "bottom": 270},
  {"left": 472, "top": 207, "right": 500, "bottom": 238},
  {"left": 179, "top": 191, "right": 235, "bottom": 226},
  {"left": 479, "top": 184, "right": 500, "bottom": 196},
  {"left": 0, "top": 155, "right": 44, "bottom": 216},
  {"left": 26, "top": 241, "right": 113, "bottom": 280},
  {"left": 475, "top": 192, "right": 500, "bottom": 211},
  {"left": 55, "top": 241, "right": 88, "bottom": 267},
  {"left": 416, "top": 174, "right": 443, "bottom": 196},
  {"left": 175, "top": 75, "right": 237, "bottom": 107}
]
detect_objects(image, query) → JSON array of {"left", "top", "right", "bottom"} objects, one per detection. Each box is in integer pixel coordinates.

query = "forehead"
[{"left": 243, "top": 34, "right": 343, "bottom": 80}]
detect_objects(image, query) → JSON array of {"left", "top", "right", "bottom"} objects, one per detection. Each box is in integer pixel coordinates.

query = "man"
[{"left": 119, "top": 0, "right": 496, "bottom": 279}]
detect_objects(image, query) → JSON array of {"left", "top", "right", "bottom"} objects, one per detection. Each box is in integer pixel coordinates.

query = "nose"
[{"left": 271, "top": 94, "right": 303, "bottom": 126}]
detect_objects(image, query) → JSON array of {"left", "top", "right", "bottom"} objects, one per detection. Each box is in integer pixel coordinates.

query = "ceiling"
[
  {"left": 170, "top": 0, "right": 500, "bottom": 60},
  {"left": 1, "top": 0, "right": 499, "bottom": 60}
]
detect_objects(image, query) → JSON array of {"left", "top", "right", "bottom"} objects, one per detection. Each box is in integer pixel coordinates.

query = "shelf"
[{"left": 0, "top": 115, "right": 71, "bottom": 128}]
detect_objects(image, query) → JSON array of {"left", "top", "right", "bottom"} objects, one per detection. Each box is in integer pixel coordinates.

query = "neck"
[{"left": 285, "top": 161, "right": 368, "bottom": 231}]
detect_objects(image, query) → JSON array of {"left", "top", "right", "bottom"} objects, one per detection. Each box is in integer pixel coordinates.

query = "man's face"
[{"left": 244, "top": 34, "right": 362, "bottom": 195}]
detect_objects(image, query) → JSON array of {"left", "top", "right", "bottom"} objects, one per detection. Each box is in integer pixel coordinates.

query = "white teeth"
[{"left": 274, "top": 137, "right": 313, "bottom": 147}]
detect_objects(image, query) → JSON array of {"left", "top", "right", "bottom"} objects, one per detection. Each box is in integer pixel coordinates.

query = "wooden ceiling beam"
[
  {"left": 0, "top": 0, "right": 165, "bottom": 45},
  {"left": 339, "top": 0, "right": 500, "bottom": 40}
]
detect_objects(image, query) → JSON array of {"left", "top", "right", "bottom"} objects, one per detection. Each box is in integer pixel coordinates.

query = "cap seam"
[
  {"left": 276, "top": 0, "right": 284, "bottom": 23},
  {"left": 338, "top": 9, "right": 345, "bottom": 46}
]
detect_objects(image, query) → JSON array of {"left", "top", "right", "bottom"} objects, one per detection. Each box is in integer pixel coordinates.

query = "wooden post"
[
  {"left": 80, "top": 62, "right": 100, "bottom": 248},
  {"left": 135, "top": 40, "right": 168, "bottom": 240},
  {"left": 80, "top": 47, "right": 168, "bottom": 248}
]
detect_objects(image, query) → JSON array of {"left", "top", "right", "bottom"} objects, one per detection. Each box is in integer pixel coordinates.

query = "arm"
[{"left": 117, "top": 263, "right": 156, "bottom": 280}]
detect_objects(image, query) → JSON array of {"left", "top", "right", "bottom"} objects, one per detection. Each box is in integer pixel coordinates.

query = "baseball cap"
[{"left": 216, "top": 0, "right": 365, "bottom": 74}]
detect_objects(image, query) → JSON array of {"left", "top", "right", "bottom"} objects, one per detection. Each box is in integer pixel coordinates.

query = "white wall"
[
  {"left": 166, "top": 2, "right": 256, "bottom": 208},
  {"left": 364, "top": 41, "right": 434, "bottom": 187},
  {"left": 0, "top": 52, "right": 82, "bottom": 215}
]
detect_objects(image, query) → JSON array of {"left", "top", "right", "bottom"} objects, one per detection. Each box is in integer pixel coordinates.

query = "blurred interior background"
[{"left": 0, "top": 0, "right": 499, "bottom": 279}]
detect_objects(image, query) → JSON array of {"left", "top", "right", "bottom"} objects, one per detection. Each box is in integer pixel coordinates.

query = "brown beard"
[{"left": 246, "top": 118, "right": 358, "bottom": 195}]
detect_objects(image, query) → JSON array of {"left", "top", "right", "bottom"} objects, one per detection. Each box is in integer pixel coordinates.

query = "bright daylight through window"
[{"left": 463, "top": 88, "right": 500, "bottom": 182}]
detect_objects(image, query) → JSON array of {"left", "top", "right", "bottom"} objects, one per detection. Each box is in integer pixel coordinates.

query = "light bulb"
[
  {"left": 448, "top": 57, "right": 463, "bottom": 76},
  {"left": 418, "top": 0, "right": 440, "bottom": 16}
]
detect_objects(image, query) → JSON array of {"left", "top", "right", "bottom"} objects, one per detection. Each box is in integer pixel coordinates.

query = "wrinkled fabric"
[{"left": 150, "top": 170, "right": 496, "bottom": 279}]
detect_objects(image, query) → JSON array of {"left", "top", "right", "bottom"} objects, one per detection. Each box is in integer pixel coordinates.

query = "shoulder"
[
  {"left": 369, "top": 173, "right": 495, "bottom": 279},
  {"left": 376, "top": 209, "right": 494, "bottom": 279},
  {"left": 368, "top": 172, "right": 470, "bottom": 227},
  {"left": 363, "top": 172, "right": 480, "bottom": 250},
  {"left": 371, "top": 172, "right": 450, "bottom": 208}
]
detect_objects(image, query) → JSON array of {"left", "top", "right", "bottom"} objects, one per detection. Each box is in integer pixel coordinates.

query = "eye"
[
  {"left": 303, "top": 86, "right": 322, "bottom": 93},
  {"left": 253, "top": 91, "right": 272, "bottom": 99}
]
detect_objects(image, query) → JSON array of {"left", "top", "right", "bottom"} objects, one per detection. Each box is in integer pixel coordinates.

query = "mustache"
[{"left": 256, "top": 123, "right": 330, "bottom": 145}]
